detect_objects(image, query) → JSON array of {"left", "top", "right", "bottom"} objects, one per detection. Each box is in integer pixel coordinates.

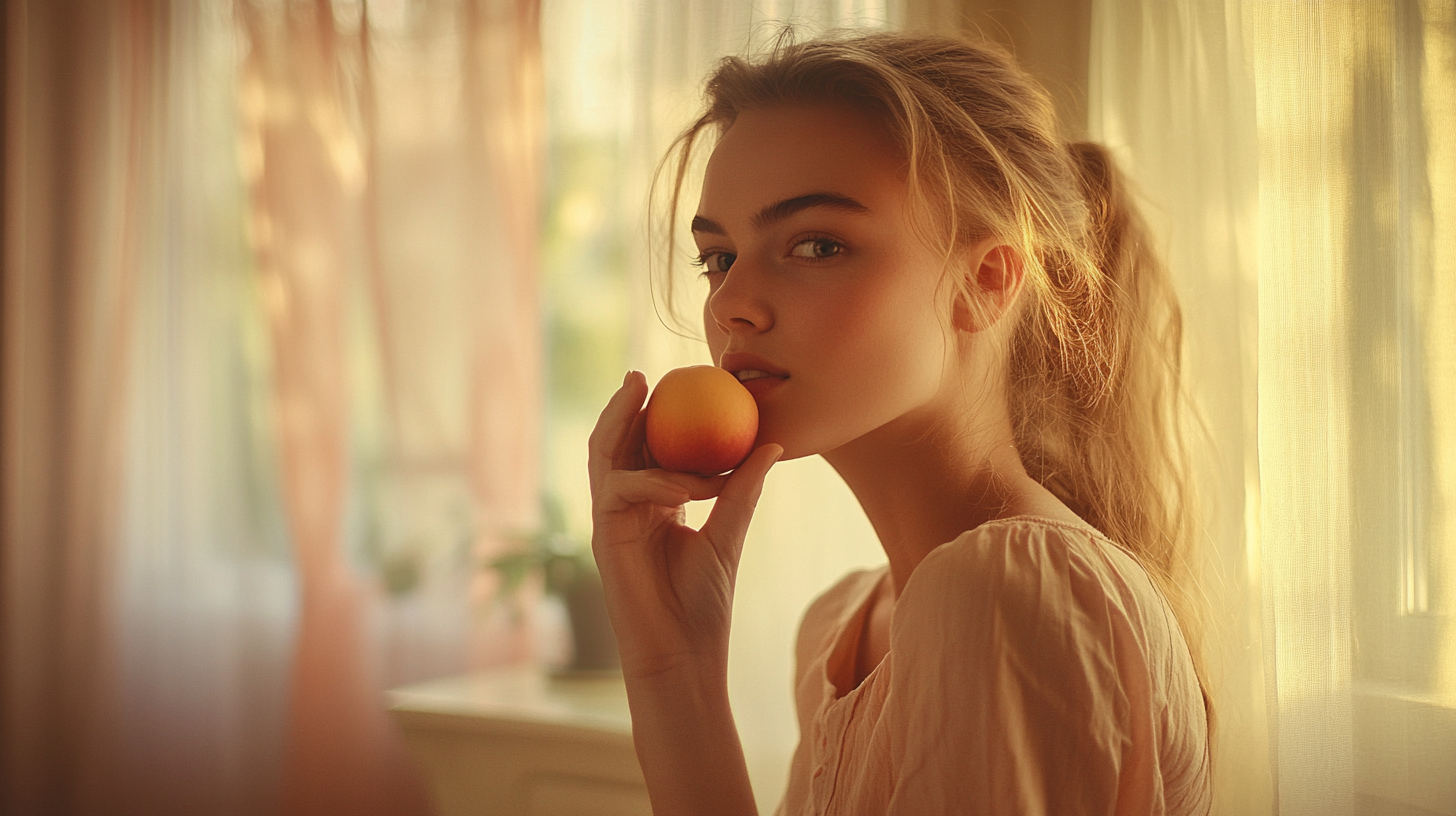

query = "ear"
[{"left": 951, "top": 241, "right": 1025, "bottom": 333}]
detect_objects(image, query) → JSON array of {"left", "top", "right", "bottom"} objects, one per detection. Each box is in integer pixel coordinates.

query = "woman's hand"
[{"left": 587, "top": 370, "right": 782, "bottom": 681}]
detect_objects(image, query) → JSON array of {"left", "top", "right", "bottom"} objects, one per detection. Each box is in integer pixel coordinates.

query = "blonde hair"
[{"left": 652, "top": 29, "right": 1212, "bottom": 746}]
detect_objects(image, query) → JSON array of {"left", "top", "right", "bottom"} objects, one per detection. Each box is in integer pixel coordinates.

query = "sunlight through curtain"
[{"left": 1090, "top": 1, "right": 1455, "bottom": 813}]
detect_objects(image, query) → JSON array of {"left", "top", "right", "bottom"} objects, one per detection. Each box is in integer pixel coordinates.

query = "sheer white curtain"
[{"left": 1090, "top": 1, "right": 1455, "bottom": 814}]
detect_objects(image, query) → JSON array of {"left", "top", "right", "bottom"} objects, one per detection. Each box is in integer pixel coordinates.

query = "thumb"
[{"left": 700, "top": 444, "right": 783, "bottom": 560}]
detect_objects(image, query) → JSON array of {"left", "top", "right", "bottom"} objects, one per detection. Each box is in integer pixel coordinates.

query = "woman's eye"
[
  {"left": 789, "top": 238, "right": 845, "bottom": 260},
  {"left": 695, "top": 251, "right": 735, "bottom": 273}
]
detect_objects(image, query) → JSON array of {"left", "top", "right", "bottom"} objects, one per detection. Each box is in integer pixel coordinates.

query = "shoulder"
[
  {"left": 890, "top": 516, "right": 1167, "bottom": 713},
  {"left": 881, "top": 518, "right": 1176, "bottom": 811},
  {"left": 898, "top": 515, "right": 1153, "bottom": 631}
]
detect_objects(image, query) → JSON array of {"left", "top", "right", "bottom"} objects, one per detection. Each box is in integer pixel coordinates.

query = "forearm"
[{"left": 623, "top": 665, "right": 758, "bottom": 816}]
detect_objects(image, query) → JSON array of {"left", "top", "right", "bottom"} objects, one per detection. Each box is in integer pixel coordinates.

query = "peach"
[{"left": 645, "top": 366, "right": 759, "bottom": 476}]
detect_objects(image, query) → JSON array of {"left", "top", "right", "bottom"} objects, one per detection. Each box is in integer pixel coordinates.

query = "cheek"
[
  {"left": 859, "top": 322, "right": 947, "bottom": 395},
  {"left": 843, "top": 288, "right": 949, "bottom": 394},
  {"left": 811, "top": 289, "right": 948, "bottom": 396}
]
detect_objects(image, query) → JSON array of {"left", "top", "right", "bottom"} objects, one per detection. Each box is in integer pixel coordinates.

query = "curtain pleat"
[
  {"left": 1249, "top": 6, "right": 1360, "bottom": 811},
  {"left": 2, "top": 2, "right": 162, "bottom": 812}
]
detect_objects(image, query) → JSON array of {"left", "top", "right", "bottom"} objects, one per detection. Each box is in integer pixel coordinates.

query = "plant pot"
[{"left": 556, "top": 571, "right": 620, "bottom": 675}]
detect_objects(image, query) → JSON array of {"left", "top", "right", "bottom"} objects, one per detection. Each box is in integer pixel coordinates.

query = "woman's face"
[{"left": 694, "top": 103, "right": 962, "bottom": 461}]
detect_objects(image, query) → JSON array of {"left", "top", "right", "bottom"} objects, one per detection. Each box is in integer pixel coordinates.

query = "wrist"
[
  {"left": 620, "top": 650, "right": 729, "bottom": 688},
  {"left": 621, "top": 660, "right": 732, "bottom": 730},
  {"left": 620, "top": 664, "right": 755, "bottom": 816}
]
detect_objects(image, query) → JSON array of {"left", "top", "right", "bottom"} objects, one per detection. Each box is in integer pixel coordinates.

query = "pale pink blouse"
[{"left": 774, "top": 516, "right": 1211, "bottom": 816}]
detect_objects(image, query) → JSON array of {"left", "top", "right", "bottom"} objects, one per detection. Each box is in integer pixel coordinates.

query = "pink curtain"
[
  {"left": 237, "top": 0, "right": 544, "bottom": 813},
  {"left": 3, "top": 0, "right": 545, "bottom": 813},
  {"left": 236, "top": 4, "right": 423, "bottom": 814}
]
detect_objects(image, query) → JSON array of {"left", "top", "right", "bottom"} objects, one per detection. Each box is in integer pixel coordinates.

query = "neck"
[{"left": 821, "top": 392, "right": 1050, "bottom": 600}]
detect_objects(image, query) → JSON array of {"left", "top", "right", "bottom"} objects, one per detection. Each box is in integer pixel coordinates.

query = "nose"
[{"left": 705, "top": 261, "right": 773, "bottom": 337}]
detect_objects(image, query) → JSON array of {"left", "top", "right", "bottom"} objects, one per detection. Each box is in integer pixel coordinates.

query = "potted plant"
[{"left": 489, "top": 495, "right": 619, "bottom": 674}]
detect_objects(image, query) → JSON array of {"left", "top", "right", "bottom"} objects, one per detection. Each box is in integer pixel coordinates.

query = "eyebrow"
[{"left": 690, "top": 192, "right": 870, "bottom": 236}]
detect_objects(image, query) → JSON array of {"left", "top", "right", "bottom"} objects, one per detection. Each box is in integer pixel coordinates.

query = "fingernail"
[{"left": 623, "top": 370, "right": 632, "bottom": 386}]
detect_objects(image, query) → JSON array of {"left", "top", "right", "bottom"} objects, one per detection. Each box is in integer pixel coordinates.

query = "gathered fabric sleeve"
[{"left": 881, "top": 525, "right": 1195, "bottom": 816}]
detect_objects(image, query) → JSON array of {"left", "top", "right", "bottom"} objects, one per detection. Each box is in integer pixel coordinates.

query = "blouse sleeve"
[{"left": 883, "top": 526, "right": 1164, "bottom": 815}]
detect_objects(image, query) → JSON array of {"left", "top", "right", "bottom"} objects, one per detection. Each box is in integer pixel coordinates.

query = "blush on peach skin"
[{"left": 645, "top": 366, "right": 759, "bottom": 476}]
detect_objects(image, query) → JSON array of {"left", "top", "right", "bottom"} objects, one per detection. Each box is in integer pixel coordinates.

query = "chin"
[
  {"left": 755, "top": 415, "right": 843, "bottom": 464},
  {"left": 751, "top": 416, "right": 797, "bottom": 460}
]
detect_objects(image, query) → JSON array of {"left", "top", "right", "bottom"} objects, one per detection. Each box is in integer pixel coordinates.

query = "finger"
[
  {"left": 596, "top": 469, "right": 693, "bottom": 513},
  {"left": 700, "top": 444, "right": 783, "bottom": 557},
  {"left": 623, "top": 406, "right": 650, "bottom": 472},
  {"left": 588, "top": 371, "right": 649, "bottom": 484},
  {"left": 655, "top": 469, "right": 730, "bottom": 502},
  {"left": 596, "top": 469, "right": 725, "bottom": 513}
]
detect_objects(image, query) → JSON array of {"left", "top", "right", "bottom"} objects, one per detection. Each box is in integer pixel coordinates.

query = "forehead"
[{"left": 698, "top": 103, "right": 907, "bottom": 217}]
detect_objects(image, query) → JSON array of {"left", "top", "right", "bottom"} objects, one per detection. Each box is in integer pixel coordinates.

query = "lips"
[
  {"left": 719, "top": 351, "right": 788, "bottom": 381},
  {"left": 719, "top": 351, "right": 788, "bottom": 399}
]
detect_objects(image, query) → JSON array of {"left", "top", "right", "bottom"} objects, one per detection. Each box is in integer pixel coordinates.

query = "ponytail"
[
  {"left": 1013, "top": 141, "right": 1190, "bottom": 567},
  {"left": 1011, "top": 139, "right": 1213, "bottom": 749}
]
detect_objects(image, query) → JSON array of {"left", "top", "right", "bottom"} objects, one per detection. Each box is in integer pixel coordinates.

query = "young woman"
[{"left": 587, "top": 31, "right": 1212, "bottom": 816}]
